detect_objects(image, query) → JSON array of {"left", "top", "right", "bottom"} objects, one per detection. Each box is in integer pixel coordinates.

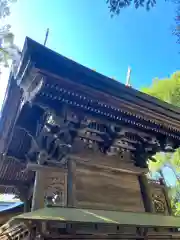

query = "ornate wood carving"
[
  {"left": 44, "top": 172, "right": 67, "bottom": 207},
  {"left": 71, "top": 112, "right": 162, "bottom": 168},
  {"left": 149, "top": 179, "right": 169, "bottom": 215},
  {"left": 37, "top": 80, "right": 180, "bottom": 140},
  {"left": 152, "top": 193, "right": 166, "bottom": 214},
  {"left": 26, "top": 108, "right": 80, "bottom": 167},
  {"left": 24, "top": 105, "right": 166, "bottom": 170}
]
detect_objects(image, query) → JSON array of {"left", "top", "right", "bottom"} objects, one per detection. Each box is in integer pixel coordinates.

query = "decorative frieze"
[
  {"left": 24, "top": 105, "right": 170, "bottom": 169},
  {"left": 37, "top": 81, "right": 180, "bottom": 141}
]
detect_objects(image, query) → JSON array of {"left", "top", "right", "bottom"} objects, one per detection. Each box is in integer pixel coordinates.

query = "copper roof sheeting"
[{"left": 13, "top": 207, "right": 180, "bottom": 228}]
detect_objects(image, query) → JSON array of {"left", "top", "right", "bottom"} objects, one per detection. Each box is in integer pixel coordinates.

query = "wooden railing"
[{"left": 0, "top": 223, "right": 30, "bottom": 240}]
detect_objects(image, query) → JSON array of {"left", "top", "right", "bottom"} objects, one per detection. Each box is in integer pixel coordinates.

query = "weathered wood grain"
[
  {"left": 71, "top": 154, "right": 147, "bottom": 175},
  {"left": 75, "top": 164, "right": 145, "bottom": 212},
  {"left": 67, "top": 159, "right": 76, "bottom": 207},
  {"left": 139, "top": 174, "right": 154, "bottom": 213}
]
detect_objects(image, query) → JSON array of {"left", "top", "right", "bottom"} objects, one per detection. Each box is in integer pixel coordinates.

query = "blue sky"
[{"left": 8, "top": 0, "right": 179, "bottom": 90}]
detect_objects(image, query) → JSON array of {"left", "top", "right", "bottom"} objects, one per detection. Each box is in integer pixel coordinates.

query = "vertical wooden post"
[
  {"left": 31, "top": 170, "right": 45, "bottom": 211},
  {"left": 139, "top": 173, "right": 154, "bottom": 213},
  {"left": 162, "top": 185, "right": 173, "bottom": 215},
  {"left": 24, "top": 198, "right": 31, "bottom": 212},
  {"left": 159, "top": 178, "right": 173, "bottom": 216},
  {"left": 162, "top": 186, "right": 176, "bottom": 232},
  {"left": 18, "top": 187, "right": 31, "bottom": 213},
  {"left": 28, "top": 162, "right": 68, "bottom": 211},
  {"left": 67, "top": 158, "right": 76, "bottom": 207}
]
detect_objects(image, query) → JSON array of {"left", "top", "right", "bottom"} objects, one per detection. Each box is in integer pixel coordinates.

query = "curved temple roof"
[
  {"left": 1, "top": 37, "right": 180, "bottom": 194},
  {"left": 16, "top": 37, "right": 180, "bottom": 136},
  {"left": 19, "top": 38, "right": 180, "bottom": 117}
]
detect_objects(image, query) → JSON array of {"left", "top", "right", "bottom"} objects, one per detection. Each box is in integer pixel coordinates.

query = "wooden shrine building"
[{"left": 0, "top": 37, "right": 180, "bottom": 239}]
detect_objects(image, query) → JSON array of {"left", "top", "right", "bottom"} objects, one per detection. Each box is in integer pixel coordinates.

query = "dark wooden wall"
[{"left": 75, "top": 163, "right": 145, "bottom": 212}]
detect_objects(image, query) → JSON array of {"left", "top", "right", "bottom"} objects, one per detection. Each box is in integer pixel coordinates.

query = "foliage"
[
  {"left": 142, "top": 72, "right": 180, "bottom": 106},
  {"left": 0, "top": 0, "right": 20, "bottom": 68},
  {"left": 107, "top": 0, "right": 157, "bottom": 15},
  {"left": 0, "top": 0, "right": 16, "bottom": 18},
  {"left": 173, "top": 2, "right": 180, "bottom": 44},
  {"left": 141, "top": 71, "right": 180, "bottom": 215},
  {"left": 0, "top": 0, "right": 16, "bottom": 36},
  {"left": 148, "top": 152, "right": 171, "bottom": 178},
  {"left": 107, "top": 0, "right": 180, "bottom": 45}
]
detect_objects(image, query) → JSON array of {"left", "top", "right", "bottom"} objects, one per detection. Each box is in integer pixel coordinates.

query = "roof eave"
[{"left": 19, "top": 37, "right": 180, "bottom": 120}]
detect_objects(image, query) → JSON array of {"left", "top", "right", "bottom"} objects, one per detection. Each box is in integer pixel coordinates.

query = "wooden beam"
[
  {"left": 26, "top": 163, "right": 67, "bottom": 173},
  {"left": 23, "top": 198, "right": 31, "bottom": 213},
  {"left": 162, "top": 186, "right": 173, "bottom": 216},
  {"left": 31, "top": 170, "right": 45, "bottom": 211},
  {"left": 71, "top": 156, "right": 147, "bottom": 175},
  {"left": 0, "top": 179, "right": 26, "bottom": 188}
]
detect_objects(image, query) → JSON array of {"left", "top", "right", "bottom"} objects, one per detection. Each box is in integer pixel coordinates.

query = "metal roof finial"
[
  {"left": 126, "top": 66, "right": 131, "bottom": 87},
  {"left": 44, "top": 28, "right": 49, "bottom": 46}
]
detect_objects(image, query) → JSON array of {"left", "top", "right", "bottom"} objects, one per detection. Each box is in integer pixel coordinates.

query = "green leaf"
[{"left": 142, "top": 71, "right": 180, "bottom": 215}]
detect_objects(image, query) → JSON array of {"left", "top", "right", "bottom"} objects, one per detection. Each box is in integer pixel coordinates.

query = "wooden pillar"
[
  {"left": 67, "top": 158, "right": 76, "bottom": 207},
  {"left": 162, "top": 186, "right": 173, "bottom": 215},
  {"left": 158, "top": 178, "right": 173, "bottom": 216},
  {"left": 27, "top": 163, "right": 67, "bottom": 211},
  {"left": 31, "top": 170, "right": 45, "bottom": 211},
  {"left": 139, "top": 173, "right": 154, "bottom": 213},
  {"left": 24, "top": 198, "right": 31, "bottom": 212},
  {"left": 18, "top": 187, "right": 31, "bottom": 213}
]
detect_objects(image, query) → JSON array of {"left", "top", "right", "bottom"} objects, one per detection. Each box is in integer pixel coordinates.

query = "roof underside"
[{"left": 0, "top": 155, "right": 34, "bottom": 194}]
